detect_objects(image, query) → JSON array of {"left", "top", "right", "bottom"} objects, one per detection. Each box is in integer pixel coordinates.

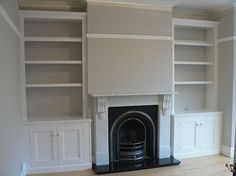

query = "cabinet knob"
[
  {"left": 52, "top": 132, "right": 57, "bottom": 137},
  {"left": 195, "top": 122, "right": 199, "bottom": 126},
  {"left": 200, "top": 123, "right": 203, "bottom": 126}
]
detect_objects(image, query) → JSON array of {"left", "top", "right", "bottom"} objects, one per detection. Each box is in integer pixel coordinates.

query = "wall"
[
  {"left": 218, "top": 8, "right": 236, "bottom": 156},
  {"left": 87, "top": 4, "right": 173, "bottom": 95},
  {"left": 0, "top": 1, "right": 22, "bottom": 175}
]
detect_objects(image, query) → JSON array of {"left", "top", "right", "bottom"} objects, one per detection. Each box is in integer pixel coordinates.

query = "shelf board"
[
  {"left": 25, "top": 60, "right": 82, "bottom": 65},
  {"left": 26, "top": 115, "right": 85, "bottom": 122},
  {"left": 24, "top": 37, "right": 82, "bottom": 42},
  {"left": 175, "top": 81, "right": 213, "bottom": 85},
  {"left": 25, "top": 83, "right": 83, "bottom": 88},
  {"left": 174, "top": 40, "right": 213, "bottom": 46},
  {"left": 174, "top": 61, "right": 213, "bottom": 65},
  {"left": 174, "top": 110, "right": 221, "bottom": 117}
]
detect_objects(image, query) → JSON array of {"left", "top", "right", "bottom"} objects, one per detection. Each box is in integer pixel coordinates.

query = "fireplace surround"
[{"left": 92, "top": 95, "right": 180, "bottom": 174}]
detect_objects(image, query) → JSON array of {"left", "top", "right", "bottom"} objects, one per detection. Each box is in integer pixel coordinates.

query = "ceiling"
[
  {"left": 176, "top": 0, "right": 235, "bottom": 10},
  {"left": 95, "top": 0, "right": 235, "bottom": 10},
  {"left": 19, "top": 0, "right": 236, "bottom": 12}
]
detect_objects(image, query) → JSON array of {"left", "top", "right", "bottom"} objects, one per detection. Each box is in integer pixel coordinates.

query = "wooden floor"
[{"left": 29, "top": 155, "right": 233, "bottom": 176}]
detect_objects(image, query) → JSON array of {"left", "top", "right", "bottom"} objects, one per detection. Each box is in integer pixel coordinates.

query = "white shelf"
[
  {"left": 25, "top": 83, "right": 83, "bottom": 88},
  {"left": 25, "top": 60, "right": 82, "bottom": 65},
  {"left": 174, "top": 61, "right": 213, "bottom": 65},
  {"left": 175, "top": 81, "right": 213, "bottom": 85},
  {"left": 174, "top": 40, "right": 213, "bottom": 47},
  {"left": 24, "top": 37, "right": 82, "bottom": 42},
  {"left": 174, "top": 110, "right": 221, "bottom": 116},
  {"left": 26, "top": 115, "right": 84, "bottom": 122}
]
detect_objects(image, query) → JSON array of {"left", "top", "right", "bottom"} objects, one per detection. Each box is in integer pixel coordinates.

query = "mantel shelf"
[
  {"left": 25, "top": 83, "right": 83, "bottom": 88},
  {"left": 174, "top": 40, "right": 214, "bottom": 46},
  {"left": 25, "top": 60, "right": 82, "bottom": 64},
  {"left": 174, "top": 61, "right": 213, "bottom": 65},
  {"left": 175, "top": 81, "right": 213, "bottom": 85},
  {"left": 24, "top": 37, "right": 82, "bottom": 42}
]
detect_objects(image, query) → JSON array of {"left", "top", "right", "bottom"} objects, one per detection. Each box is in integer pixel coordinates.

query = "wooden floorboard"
[{"left": 29, "top": 155, "right": 233, "bottom": 176}]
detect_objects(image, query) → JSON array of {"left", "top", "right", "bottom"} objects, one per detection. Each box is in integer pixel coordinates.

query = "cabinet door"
[
  {"left": 58, "top": 124, "right": 85, "bottom": 165},
  {"left": 179, "top": 118, "right": 198, "bottom": 153},
  {"left": 30, "top": 126, "right": 58, "bottom": 167},
  {"left": 198, "top": 116, "right": 220, "bottom": 149}
]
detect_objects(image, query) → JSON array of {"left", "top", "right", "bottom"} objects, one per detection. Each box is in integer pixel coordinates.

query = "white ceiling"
[
  {"left": 176, "top": 0, "right": 235, "bottom": 10},
  {"left": 99, "top": 0, "right": 235, "bottom": 10}
]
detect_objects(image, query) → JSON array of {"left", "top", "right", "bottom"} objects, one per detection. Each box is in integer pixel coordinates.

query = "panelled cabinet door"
[
  {"left": 198, "top": 116, "right": 219, "bottom": 149},
  {"left": 179, "top": 118, "right": 198, "bottom": 153},
  {"left": 30, "top": 126, "right": 58, "bottom": 167},
  {"left": 58, "top": 124, "right": 85, "bottom": 165}
]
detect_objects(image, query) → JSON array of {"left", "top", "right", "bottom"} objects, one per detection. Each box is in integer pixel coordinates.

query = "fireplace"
[
  {"left": 109, "top": 105, "right": 158, "bottom": 164},
  {"left": 92, "top": 95, "right": 180, "bottom": 174}
]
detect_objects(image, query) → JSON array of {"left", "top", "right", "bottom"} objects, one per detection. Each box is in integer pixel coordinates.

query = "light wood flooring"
[{"left": 29, "top": 155, "right": 233, "bottom": 176}]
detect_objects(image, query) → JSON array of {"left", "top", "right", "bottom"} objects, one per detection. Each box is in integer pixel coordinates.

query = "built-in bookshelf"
[
  {"left": 173, "top": 18, "right": 218, "bottom": 114},
  {"left": 20, "top": 11, "right": 87, "bottom": 122}
]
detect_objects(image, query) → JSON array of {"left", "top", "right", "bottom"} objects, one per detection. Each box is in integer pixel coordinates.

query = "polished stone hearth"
[{"left": 93, "top": 157, "right": 181, "bottom": 174}]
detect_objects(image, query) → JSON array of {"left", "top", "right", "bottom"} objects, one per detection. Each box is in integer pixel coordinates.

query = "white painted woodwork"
[
  {"left": 178, "top": 118, "right": 197, "bottom": 153},
  {"left": 58, "top": 124, "right": 84, "bottom": 165},
  {"left": 20, "top": 10, "right": 87, "bottom": 122},
  {"left": 24, "top": 120, "right": 91, "bottom": 174},
  {"left": 173, "top": 18, "right": 218, "bottom": 114},
  {"left": 174, "top": 61, "right": 213, "bottom": 65},
  {"left": 25, "top": 83, "right": 83, "bottom": 88},
  {"left": 173, "top": 18, "right": 218, "bottom": 28},
  {"left": 25, "top": 61, "right": 82, "bottom": 64},
  {"left": 19, "top": 1, "right": 85, "bottom": 11},
  {"left": 174, "top": 40, "right": 213, "bottom": 46},
  {"left": 87, "top": 33, "right": 172, "bottom": 40},
  {"left": 30, "top": 126, "right": 58, "bottom": 167},
  {"left": 173, "top": 112, "right": 222, "bottom": 159},
  {"left": 175, "top": 81, "right": 213, "bottom": 85},
  {"left": 25, "top": 37, "right": 82, "bottom": 42}
]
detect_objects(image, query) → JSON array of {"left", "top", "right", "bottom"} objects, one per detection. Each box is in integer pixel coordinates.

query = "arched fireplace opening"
[{"left": 109, "top": 105, "right": 158, "bottom": 164}]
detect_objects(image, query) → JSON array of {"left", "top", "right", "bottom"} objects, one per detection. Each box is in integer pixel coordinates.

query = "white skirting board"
[
  {"left": 174, "top": 149, "right": 221, "bottom": 159},
  {"left": 26, "top": 163, "right": 91, "bottom": 174},
  {"left": 221, "top": 145, "right": 234, "bottom": 158}
]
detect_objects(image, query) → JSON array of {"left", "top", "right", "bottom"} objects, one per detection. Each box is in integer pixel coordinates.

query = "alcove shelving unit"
[
  {"left": 20, "top": 10, "right": 87, "bottom": 122},
  {"left": 20, "top": 11, "right": 92, "bottom": 174},
  {"left": 172, "top": 18, "right": 222, "bottom": 159},
  {"left": 173, "top": 18, "right": 218, "bottom": 114}
]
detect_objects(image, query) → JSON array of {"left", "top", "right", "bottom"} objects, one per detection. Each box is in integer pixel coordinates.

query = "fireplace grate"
[{"left": 119, "top": 140, "right": 145, "bottom": 162}]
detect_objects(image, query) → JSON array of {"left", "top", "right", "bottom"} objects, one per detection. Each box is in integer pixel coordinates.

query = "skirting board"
[
  {"left": 221, "top": 145, "right": 234, "bottom": 158},
  {"left": 26, "top": 163, "right": 91, "bottom": 174},
  {"left": 174, "top": 149, "right": 221, "bottom": 159}
]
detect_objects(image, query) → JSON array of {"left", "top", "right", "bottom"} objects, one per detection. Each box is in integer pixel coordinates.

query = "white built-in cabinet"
[
  {"left": 172, "top": 112, "right": 222, "bottom": 158},
  {"left": 30, "top": 123, "right": 90, "bottom": 167},
  {"left": 19, "top": 10, "right": 91, "bottom": 174},
  {"left": 172, "top": 19, "right": 222, "bottom": 159}
]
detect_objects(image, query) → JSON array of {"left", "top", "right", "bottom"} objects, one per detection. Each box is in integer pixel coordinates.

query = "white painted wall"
[
  {"left": 0, "top": 1, "right": 22, "bottom": 176},
  {"left": 218, "top": 8, "right": 236, "bottom": 156}
]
